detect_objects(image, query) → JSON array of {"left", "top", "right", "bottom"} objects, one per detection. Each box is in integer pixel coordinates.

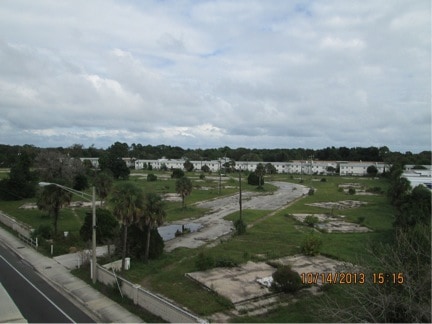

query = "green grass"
[{"left": 0, "top": 173, "right": 396, "bottom": 321}]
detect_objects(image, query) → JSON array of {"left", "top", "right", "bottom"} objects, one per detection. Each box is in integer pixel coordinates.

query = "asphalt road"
[{"left": 0, "top": 242, "right": 95, "bottom": 323}]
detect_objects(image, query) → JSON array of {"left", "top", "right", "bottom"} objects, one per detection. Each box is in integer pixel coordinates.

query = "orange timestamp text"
[{"left": 301, "top": 272, "right": 405, "bottom": 285}]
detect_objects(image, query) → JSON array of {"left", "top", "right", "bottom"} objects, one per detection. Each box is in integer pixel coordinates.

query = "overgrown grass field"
[{"left": 0, "top": 171, "right": 395, "bottom": 321}]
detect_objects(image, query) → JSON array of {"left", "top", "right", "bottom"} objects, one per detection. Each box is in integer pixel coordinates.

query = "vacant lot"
[{"left": 0, "top": 172, "right": 393, "bottom": 322}]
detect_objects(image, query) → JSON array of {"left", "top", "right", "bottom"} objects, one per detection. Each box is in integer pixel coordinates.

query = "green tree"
[
  {"left": 265, "top": 162, "right": 277, "bottom": 175},
  {"left": 80, "top": 208, "right": 119, "bottom": 244},
  {"left": 126, "top": 224, "right": 164, "bottom": 261},
  {"left": 99, "top": 142, "right": 130, "bottom": 180},
  {"left": 171, "top": 168, "right": 185, "bottom": 178},
  {"left": 141, "top": 192, "right": 166, "bottom": 262},
  {"left": 201, "top": 164, "right": 210, "bottom": 173},
  {"left": 254, "top": 163, "right": 266, "bottom": 189},
  {"left": 110, "top": 183, "right": 144, "bottom": 270},
  {"left": 183, "top": 160, "right": 194, "bottom": 172},
  {"left": 395, "top": 185, "right": 431, "bottom": 228},
  {"left": 176, "top": 176, "right": 193, "bottom": 208},
  {"left": 37, "top": 183, "right": 72, "bottom": 235},
  {"left": 93, "top": 171, "right": 113, "bottom": 206},
  {"left": 0, "top": 152, "right": 36, "bottom": 200},
  {"left": 367, "top": 165, "right": 378, "bottom": 177}
]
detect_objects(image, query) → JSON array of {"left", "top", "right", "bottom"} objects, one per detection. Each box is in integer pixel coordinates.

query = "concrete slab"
[{"left": 292, "top": 213, "right": 371, "bottom": 233}]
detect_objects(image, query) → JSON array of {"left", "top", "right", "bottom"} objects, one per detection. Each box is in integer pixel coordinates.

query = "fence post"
[{"left": 133, "top": 284, "right": 140, "bottom": 304}]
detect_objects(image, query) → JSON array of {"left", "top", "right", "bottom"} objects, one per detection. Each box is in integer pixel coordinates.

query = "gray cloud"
[{"left": 0, "top": 0, "right": 430, "bottom": 152}]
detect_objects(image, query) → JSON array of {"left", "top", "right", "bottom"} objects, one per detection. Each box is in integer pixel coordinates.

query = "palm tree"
[
  {"left": 93, "top": 171, "right": 113, "bottom": 206},
  {"left": 176, "top": 176, "right": 193, "bottom": 208},
  {"left": 255, "top": 163, "right": 266, "bottom": 189},
  {"left": 110, "top": 182, "right": 144, "bottom": 271},
  {"left": 141, "top": 192, "right": 166, "bottom": 262},
  {"left": 37, "top": 184, "right": 72, "bottom": 235}
]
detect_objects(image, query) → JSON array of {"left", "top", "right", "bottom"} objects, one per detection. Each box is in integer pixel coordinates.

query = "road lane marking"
[{"left": 0, "top": 255, "right": 76, "bottom": 323}]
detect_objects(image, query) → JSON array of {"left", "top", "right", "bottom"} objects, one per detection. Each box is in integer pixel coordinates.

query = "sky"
[{"left": 0, "top": 0, "right": 430, "bottom": 153}]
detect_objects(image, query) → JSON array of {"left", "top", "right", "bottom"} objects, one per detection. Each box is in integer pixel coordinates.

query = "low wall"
[
  {"left": 96, "top": 265, "right": 206, "bottom": 323},
  {"left": 0, "top": 211, "right": 33, "bottom": 237}
]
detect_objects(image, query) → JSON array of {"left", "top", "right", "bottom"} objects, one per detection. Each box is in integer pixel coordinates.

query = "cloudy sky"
[{"left": 0, "top": 0, "right": 430, "bottom": 152}]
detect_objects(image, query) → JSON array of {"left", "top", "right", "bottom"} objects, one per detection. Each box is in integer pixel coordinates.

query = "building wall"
[{"left": 82, "top": 157, "right": 393, "bottom": 176}]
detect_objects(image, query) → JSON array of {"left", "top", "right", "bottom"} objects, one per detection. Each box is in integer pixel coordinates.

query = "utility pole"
[{"left": 239, "top": 166, "right": 242, "bottom": 221}]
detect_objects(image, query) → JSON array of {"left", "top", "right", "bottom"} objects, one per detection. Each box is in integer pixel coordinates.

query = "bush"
[
  {"left": 320, "top": 178, "right": 327, "bottom": 182},
  {"left": 32, "top": 224, "right": 52, "bottom": 240},
  {"left": 199, "top": 173, "right": 205, "bottom": 180},
  {"left": 147, "top": 173, "right": 157, "bottom": 182},
  {"left": 215, "top": 257, "right": 238, "bottom": 268},
  {"left": 195, "top": 252, "right": 215, "bottom": 271},
  {"left": 348, "top": 188, "right": 356, "bottom": 195},
  {"left": 303, "top": 215, "right": 319, "bottom": 227},
  {"left": 234, "top": 219, "right": 247, "bottom": 235},
  {"left": 247, "top": 172, "right": 262, "bottom": 186},
  {"left": 171, "top": 168, "right": 185, "bottom": 178},
  {"left": 308, "top": 188, "right": 315, "bottom": 196},
  {"left": 271, "top": 265, "right": 302, "bottom": 293},
  {"left": 301, "top": 234, "right": 322, "bottom": 256}
]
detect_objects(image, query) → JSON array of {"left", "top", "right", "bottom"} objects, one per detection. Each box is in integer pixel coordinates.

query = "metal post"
[
  {"left": 239, "top": 167, "right": 242, "bottom": 221},
  {"left": 92, "top": 186, "right": 97, "bottom": 284}
]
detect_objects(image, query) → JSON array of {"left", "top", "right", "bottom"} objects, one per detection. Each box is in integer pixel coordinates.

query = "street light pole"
[
  {"left": 91, "top": 186, "right": 96, "bottom": 284},
  {"left": 38, "top": 182, "right": 97, "bottom": 284}
]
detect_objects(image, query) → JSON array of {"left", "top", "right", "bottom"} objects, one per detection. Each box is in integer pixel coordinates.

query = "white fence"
[
  {"left": 0, "top": 210, "right": 205, "bottom": 322},
  {"left": 97, "top": 265, "right": 206, "bottom": 323},
  {"left": 0, "top": 211, "right": 38, "bottom": 249},
  {"left": 0, "top": 211, "right": 33, "bottom": 237}
]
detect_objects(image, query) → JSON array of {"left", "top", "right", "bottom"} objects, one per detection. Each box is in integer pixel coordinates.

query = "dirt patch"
[
  {"left": 292, "top": 214, "right": 371, "bottom": 233},
  {"left": 306, "top": 200, "right": 368, "bottom": 210}
]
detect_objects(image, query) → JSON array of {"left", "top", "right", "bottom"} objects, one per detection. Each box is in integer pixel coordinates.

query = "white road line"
[{"left": 0, "top": 255, "right": 76, "bottom": 323}]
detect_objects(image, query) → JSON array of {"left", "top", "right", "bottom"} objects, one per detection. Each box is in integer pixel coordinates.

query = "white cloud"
[{"left": 0, "top": 0, "right": 429, "bottom": 152}]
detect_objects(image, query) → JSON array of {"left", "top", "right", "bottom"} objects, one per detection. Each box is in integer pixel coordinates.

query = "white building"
[
  {"left": 339, "top": 161, "right": 387, "bottom": 176},
  {"left": 80, "top": 156, "right": 392, "bottom": 177}
]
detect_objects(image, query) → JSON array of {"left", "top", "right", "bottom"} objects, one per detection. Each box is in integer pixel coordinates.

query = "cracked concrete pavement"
[{"left": 164, "top": 181, "right": 309, "bottom": 251}]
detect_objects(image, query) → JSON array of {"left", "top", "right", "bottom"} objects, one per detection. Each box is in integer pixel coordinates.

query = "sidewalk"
[{"left": 0, "top": 227, "right": 143, "bottom": 323}]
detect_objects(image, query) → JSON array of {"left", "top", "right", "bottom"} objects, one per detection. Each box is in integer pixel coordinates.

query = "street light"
[{"left": 38, "top": 182, "right": 97, "bottom": 284}]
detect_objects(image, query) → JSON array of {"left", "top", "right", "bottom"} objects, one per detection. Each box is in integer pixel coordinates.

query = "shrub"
[
  {"left": 147, "top": 173, "right": 157, "bottom": 182},
  {"left": 271, "top": 265, "right": 302, "bottom": 293},
  {"left": 301, "top": 234, "right": 322, "bottom": 256},
  {"left": 171, "top": 168, "right": 185, "bottom": 178},
  {"left": 247, "top": 172, "right": 262, "bottom": 186},
  {"left": 320, "top": 178, "right": 327, "bottom": 182},
  {"left": 348, "top": 187, "right": 356, "bottom": 195},
  {"left": 357, "top": 216, "right": 365, "bottom": 224},
  {"left": 234, "top": 219, "right": 247, "bottom": 235},
  {"left": 304, "top": 215, "right": 319, "bottom": 227},
  {"left": 32, "top": 224, "right": 52, "bottom": 240},
  {"left": 199, "top": 173, "right": 205, "bottom": 180},
  {"left": 308, "top": 188, "right": 315, "bottom": 196},
  {"left": 215, "top": 257, "right": 238, "bottom": 268},
  {"left": 195, "top": 252, "right": 215, "bottom": 271},
  {"left": 366, "top": 186, "right": 383, "bottom": 194}
]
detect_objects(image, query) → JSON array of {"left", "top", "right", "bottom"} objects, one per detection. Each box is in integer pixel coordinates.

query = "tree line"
[{"left": 1, "top": 143, "right": 430, "bottom": 168}]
